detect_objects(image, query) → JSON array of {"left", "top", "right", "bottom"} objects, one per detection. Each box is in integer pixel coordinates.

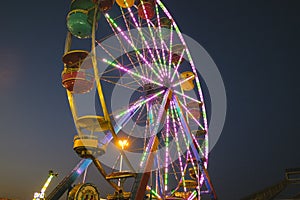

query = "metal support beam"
[
  {"left": 241, "top": 180, "right": 288, "bottom": 200},
  {"left": 172, "top": 95, "right": 217, "bottom": 200},
  {"left": 92, "top": 157, "right": 120, "bottom": 191},
  {"left": 242, "top": 168, "right": 300, "bottom": 200},
  {"left": 46, "top": 105, "right": 140, "bottom": 199},
  {"left": 46, "top": 159, "right": 92, "bottom": 200},
  {"left": 131, "top": 89, "right": 172, "bottom": 200}
]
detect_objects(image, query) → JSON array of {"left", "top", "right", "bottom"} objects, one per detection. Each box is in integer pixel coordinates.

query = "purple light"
[
  {"left": 173, "top": 90, "right": 202, "bottom": 104},
  {"left": 127, "top": 6, "right": 166, "bottom": 79},
  {"left": 105, "top": 14, "right": 163, "bottom": 82},
  {"left": 170, "top": 49, "right": 186, "bottom": 82},
  {"left": 170, "top": 101, "right": 186, "bottom": 192},
  {"left": 172, "top": 73, "right": 195, "bottom": 88},
  {"left": 179, "top": 100, "right": 203, "bottom": 129},
  {"left": 116, "top": 90, "right": 165, "bottom": 119},
  {"left": 102, "top": 58, "right": 163, "bottom": 87}
]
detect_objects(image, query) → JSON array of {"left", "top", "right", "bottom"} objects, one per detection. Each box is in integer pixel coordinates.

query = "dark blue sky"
[{"left": 0, "top": 1, "right": 299, "bottom": 199}]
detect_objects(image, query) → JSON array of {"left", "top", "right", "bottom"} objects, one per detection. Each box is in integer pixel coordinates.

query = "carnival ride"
[
  {"left": 46, "top": 0, "right": 217, "bottom": 199},
  {"left": 242, "top": 168, "right": 300, "bottom": 200},
  {"left": 33, "top": 170, "right": 58, "bottom": 200}
]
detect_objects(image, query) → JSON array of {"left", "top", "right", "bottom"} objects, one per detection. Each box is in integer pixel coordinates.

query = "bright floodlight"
[{"left": 118, "top": 140, "right": 129, "bottom": 150}]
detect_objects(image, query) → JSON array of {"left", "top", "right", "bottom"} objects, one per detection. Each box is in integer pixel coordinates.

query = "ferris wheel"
[{"left": 59, "top": 0, "right": 217, "bottom": 199}]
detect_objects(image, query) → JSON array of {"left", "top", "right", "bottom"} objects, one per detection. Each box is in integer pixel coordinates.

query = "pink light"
[
  {"left": 96, "top": 40, "right": 144, "bottom": 87},
  {"left": 105, "top": 14, "right": 163, "bottom": 82},
  {"left": 167, "top": 27, "right": 174, "bottom": 79},
  {"left": 155, "top": 4, "right": 168, "bottom": 78},
  {"left": 179, "top": 101, "right": 203, "bottom": 128},
  {"left": 156, "top": 0, "right": 209, "bottom": 169},
  {"left": 187, "top": 191, "right": 197, "bottom": 200},
  {"left": 170, "top": 49, "right": 186, "bottom": 82},
  {"left": 170, "top": 101, "right": 186, "bottom": 192},
  {"left": 102, "top": 58, "right": 163, "bottom": 87},
  {"left": 171, "top": 100, "right": 205, "bottom": 188},
  {"left": 116, "top": 90, "right": 165, "bottom": 119},
  {"left": 173, "top": 90, "right": 202, "bottom": 104},
  {"left": 126, "top": 6, "right": 166, "bottom": 79},
  {"left": 165, "top": 109, "right": 170, "bottom": 192}
]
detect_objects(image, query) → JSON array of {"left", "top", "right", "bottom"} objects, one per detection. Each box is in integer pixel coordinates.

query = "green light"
[
  {"left": 155, "top": 4, "right": 168, "bottom": 76},
  {"left": 150, "top": 189, "right": 161, "bottom": 198},
  {"left": 102, "top": 58, "right": 163, "bottom": 87},
  {"left": 170, "top": 105, "right": 186, "bottom": 190},
  {"left": 116, "top": 90, "right": 165, "bottom": 119},
  {"left": 105, "top": 13, "right": 164, "bottom": 81}
]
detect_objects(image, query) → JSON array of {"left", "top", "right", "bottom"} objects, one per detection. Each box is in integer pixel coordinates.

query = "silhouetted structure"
[{"left": 242, "top": 168, "right": 300, "bottom": 200}]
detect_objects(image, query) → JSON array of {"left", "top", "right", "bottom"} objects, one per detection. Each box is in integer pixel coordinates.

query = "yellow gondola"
[
  {"left": 180, "top": 71, "right": 195, "bottom": 91},
  {"left": 116, "top": 0, "right": 135, "bottom": 8}
]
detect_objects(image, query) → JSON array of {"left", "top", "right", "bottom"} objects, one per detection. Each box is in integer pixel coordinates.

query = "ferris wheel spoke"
[
  {"left": 126, "top": 104, "right": 146, "bottom": 139},
  {"left": 112, "top": 154, "right": 122, "bottom": 172},
  {"left": 173, "top": 90, "right": 202, "bottom": 104},
  {"left": 154, "top": 154, "right": 164, "bottom": 196},
  {"left": 172, "top": 96, "right": 205, "bottom": 165},
  {"left": 171, "top": 102, "right": 207, "bottom": 193},
  {"left": 175, "top": 96, "right": 208, "bottom": 159},
  {"left": 102, "top": 58, "right": 163, "bottom": 87},
  {"left": 172, "top": 73, "right": 195, "bottom": 88},
  {"left": 167, "top": 25, "right": 174, "bottom": 79},
  {"left": 124, "top": 6, "right": 167, "bottom": 81},
  {"left": 159, "top": 0, "right": 209, "bottom": 135},
  {"left": 140, "top": 89, "right": 172, "bottom": 169},
  {"left": 160, "top": 108, "right": 186, "bottom": 193},
  {"left": 155, "top": 4, "right": 169, "bottom": 78},
  {"left": 96, "top": 36, "right": 144, "bottom": 87},
  {"left": 120, "top": 8, "right": 149, "bottom": 79},
  {"left": 113, "top": 91, "right": 165, "bottom": 128},
  {"left": 96, "top": 50, "right": 143, "bottom": 88},
  {"left": 170, "top": 105, "right": 187, "bottom": 192},
  {"left": 163, "top": 109, "right": 170, "bottom": 192},
  {"left": 170, "top": 49, "right": 186, "bottom": 83},
  {"left": 105, "top": 13, "right": 164, "bottom": 82},
  {"left": 173, "top": 101, "right": 205, "bottom": 164},
  {"left": 176, "top": 99, "right": 205, "bottom": 130},
  {"left": 171, "top": 67, "right": 190, "bottom": 122},
  {"left": 97, "top": 57, "right": 134, "bottom": 75},
  {"left": 171, "top": 103, "right": 194, "bottom": 163},
  {"left": 100, "top": 77, "right": 143, "bottom": 92},
  {"left": 138, "top": 2, "right": 165, "bottom": 76}
]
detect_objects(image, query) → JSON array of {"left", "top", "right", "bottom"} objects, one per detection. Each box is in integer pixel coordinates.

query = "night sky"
[{"left": 0, "top": 1, "right": 299, "bottom": 199}]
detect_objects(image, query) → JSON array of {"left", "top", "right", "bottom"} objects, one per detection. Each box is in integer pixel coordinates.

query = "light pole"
[{"left": 118, "top": 139, "right": 128, "bottom": 187}]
